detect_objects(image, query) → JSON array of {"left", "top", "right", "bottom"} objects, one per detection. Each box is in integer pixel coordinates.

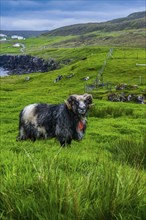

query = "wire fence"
[{"left": 85, "top": 48, "right": 114, "bottom": 92}]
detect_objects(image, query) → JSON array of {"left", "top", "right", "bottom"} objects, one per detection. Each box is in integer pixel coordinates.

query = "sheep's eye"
[{"left": 75, "top": 101, "right": 79, "bottom": 106}]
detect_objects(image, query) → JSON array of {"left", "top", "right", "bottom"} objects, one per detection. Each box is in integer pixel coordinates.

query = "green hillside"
[
  {"left": 39, "top": 11, "right": 146, "bottom": 48},
  {"left": 47, "top": 29, "right": 146, "bottom": 48},
  {"left": 0, "top": 41, "right": 146, "bottom": 219}
]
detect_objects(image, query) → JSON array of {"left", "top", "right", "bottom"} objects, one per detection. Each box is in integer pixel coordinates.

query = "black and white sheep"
[{"left": 17, "top": 94, "right": 93, "bottom": 146}]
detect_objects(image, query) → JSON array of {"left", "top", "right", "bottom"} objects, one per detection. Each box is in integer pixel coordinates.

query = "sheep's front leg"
[
  {"left": 59, "top": 138, "right": 72, "bottom": 147},
  {"left": 56, "top": 123, "right": 72, "bottom": 147},
  {"left": 60, "top": 140, "right": 66, "bottom": 147}
]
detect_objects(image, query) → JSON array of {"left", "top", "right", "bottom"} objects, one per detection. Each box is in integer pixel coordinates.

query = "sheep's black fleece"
[{"left": 17, "top": 94, "right": 92, "bottom": 146}]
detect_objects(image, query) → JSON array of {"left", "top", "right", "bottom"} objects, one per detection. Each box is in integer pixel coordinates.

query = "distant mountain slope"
[
  {"left": 0, "top": 30, "right": 47, "bottom": 38},
  {"left": 109, "top": 11, "right": 146, "bottom": 23},
  {"left": 43, "top": 11, "right": 146, "bottom": 36}
]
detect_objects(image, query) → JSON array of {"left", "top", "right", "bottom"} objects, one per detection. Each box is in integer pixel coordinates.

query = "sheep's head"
[{"left": 65, "top": 93, "right": 93, "bottom": 117}]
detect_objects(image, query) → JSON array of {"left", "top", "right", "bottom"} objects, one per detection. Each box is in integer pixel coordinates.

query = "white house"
[{"left": 11, "top": 35, "right": 25, "bottom": 40}]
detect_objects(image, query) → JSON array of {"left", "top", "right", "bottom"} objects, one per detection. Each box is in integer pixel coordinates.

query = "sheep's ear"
[
  {"left": 64, "top": 100, "right": 72, "bottom": 110},
  {"left": 65, "top": 95, "right": 76, "bottom": 110}
]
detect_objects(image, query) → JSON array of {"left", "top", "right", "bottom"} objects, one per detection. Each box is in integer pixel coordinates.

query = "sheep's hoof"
[
  {"left": 16, "top": 136, "right": 24, "bottom": 141},
  {"left": 60, "top": 141, "right": 66, "bottom": 147},
  {"left": 60, "top": 140, "right": 72, "bottom": 147}
]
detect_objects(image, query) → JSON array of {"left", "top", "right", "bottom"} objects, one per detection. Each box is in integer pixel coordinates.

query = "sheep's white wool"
[
  {"left": 19, "top": 126, "right": 25, "bottom": 139},
  {"left": 22, "top": 104, "right": 37, "bottom": 124},
  {"left": 37, "top": 126, "right": 47, "bottom": 138}
]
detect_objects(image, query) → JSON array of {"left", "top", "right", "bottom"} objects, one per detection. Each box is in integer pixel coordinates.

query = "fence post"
[{"left": 139, "top": 76, "right": 142, "bottom": 85}]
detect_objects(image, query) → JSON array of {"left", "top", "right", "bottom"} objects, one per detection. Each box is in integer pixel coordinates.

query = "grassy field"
[
  {"left": 0, "top": 28, "right": 145, "bottom": 55},
  {"left": 0, "top": 43, "right": 146, "bottom": 219}
]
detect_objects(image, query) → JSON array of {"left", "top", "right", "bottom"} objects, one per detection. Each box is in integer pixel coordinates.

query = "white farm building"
[
  {"left": 11, "top": 35, "right": 25, "bottom": 40},
  {"left": 0, "top": 34, "right": 7, "bottom": 41}
]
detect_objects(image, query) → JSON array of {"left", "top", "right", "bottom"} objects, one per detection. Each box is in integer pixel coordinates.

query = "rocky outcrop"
[{"left": 0, "top": 55, "right": 59, "bottom": 75}]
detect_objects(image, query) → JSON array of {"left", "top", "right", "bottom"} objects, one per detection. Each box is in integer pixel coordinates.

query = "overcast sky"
[{"left": 1, "top": 0, "right": 145, "bottom": 31}]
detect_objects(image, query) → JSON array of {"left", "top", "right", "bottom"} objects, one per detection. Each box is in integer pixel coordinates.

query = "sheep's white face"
[{"left": 66, "top": 94, "right": 93, "bottom": 116}]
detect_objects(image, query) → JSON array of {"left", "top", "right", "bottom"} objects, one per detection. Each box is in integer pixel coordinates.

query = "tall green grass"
[
  {"left": 1, "top": 147, "right": 146, "bottom": 220},
  {"left": 111, "top": 136, "right": 146, "bottom": 168}
]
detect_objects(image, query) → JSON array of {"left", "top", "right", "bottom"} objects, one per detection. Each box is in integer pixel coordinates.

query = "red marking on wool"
[{"left": 77, "top": 121, "right": 84, "bottom": 131}]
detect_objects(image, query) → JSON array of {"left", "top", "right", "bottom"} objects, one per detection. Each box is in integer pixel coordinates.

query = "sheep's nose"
[
  {"left": 78, "top": 103, "right": 86, "bottom": 114},
  {"left": 79, "top": 106, "right": 86, "bottom": 110}
]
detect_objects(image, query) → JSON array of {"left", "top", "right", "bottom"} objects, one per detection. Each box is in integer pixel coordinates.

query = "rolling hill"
[
  {"left": 40, "top": 11, "right": 145, "bottom": 48},
  {"left": 43, "top": 11, "right": 146, "bottom": 36}
]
